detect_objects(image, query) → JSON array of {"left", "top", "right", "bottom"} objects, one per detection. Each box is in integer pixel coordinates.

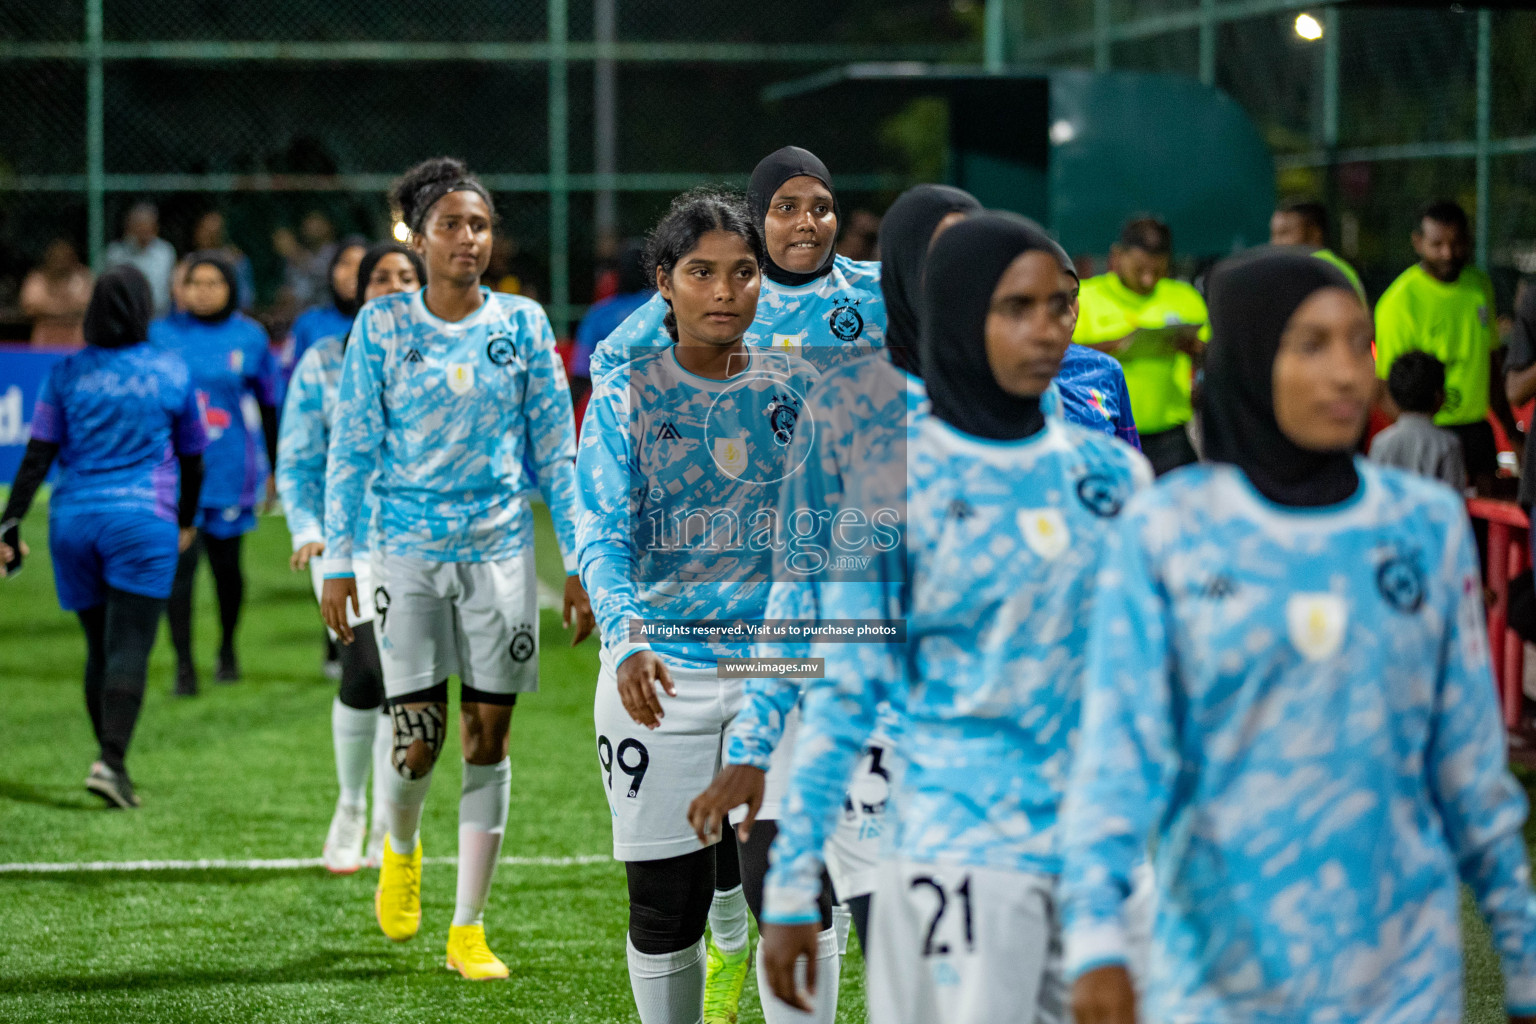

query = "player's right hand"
[
  {"left": 290, "top": 541, "right": 325, "bottom": 571},
  {"left": 687, "top": 764, "right": 766, "bottom": 845},
  {"left": 616, "top": 651, "right": 675, "bottom": 730},
  {"left": 0, "top": 538, "right": 26, "bottom": 577},
  {"left": 320, "top": 575, "right": 360, "bottom": 644},
  {"left": 1071, "top": 964, "right": 1137, "bottom": 1024},
  {"left": 759, "top": 922, "right": 821, "bottom": 1013}
]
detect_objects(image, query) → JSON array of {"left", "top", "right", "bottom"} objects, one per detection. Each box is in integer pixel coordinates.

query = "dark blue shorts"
[
  {"left": 200, "top": 505, "right": 257, "bottom": 539},
  {"left": 50, "top": 512, "right": 179, "bottom": 611}
]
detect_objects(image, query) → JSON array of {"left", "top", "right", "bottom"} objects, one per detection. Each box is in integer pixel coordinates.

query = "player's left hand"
[
  {"left": 1072, "top": 964, "right": 1137, "bottom": 1024},
  {"left": 290, "top": 541, "right": 324, "bottom": 570},
  {"left": 0, "top": 538, "right": 28, "bottom": 576},
  {"left": 686, "top": 764, "right": 766, "bottom": 845},
  {"left": 563, "top": 574, "right": 595, "bottom": 645},
  {"left": 758, "top": 922, "right": 821, "bottom": 1013}
]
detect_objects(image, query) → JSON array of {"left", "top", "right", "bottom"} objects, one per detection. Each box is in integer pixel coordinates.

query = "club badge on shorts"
[
  {"left": 1286, "top": 593, "right": 1347, "bottom": 661},
  {"left": 713, "top": 435, "right": 749, "bottom": 478},
  {"left": 446, "top": 362, "right": 475, "bottom": 395},
  {"left": 1018, "top": 508, "right": 1070, "bottom": 560}
]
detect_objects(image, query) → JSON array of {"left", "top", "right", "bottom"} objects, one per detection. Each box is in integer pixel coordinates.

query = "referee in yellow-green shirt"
[
  {"left": 1375, "top": 200, "right": 1506, "bottom": 493},
  {"left": 1073, "top": 216, "right": 1208, "bottom": 475}
]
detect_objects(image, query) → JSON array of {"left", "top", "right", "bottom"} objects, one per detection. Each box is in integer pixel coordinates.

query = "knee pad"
[
  {"left": 626, "top": 847, "right": 715, "bottom": 955},
  {"left": 387, "top": 701, "right": 447, "bottom": 781}
]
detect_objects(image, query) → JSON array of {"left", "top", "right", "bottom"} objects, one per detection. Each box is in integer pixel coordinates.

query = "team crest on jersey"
[
  {"left": 509, "top": 624, "right": 535, "bottom": 663},
  {"left": 1076, "top": 473, "right": 1125, "bottom": 518},
  {"left": 446, "top": 362, "right": 475, "bottom": 395},
  {"left": 486, "top": 333, "right": 517, "bottom": 366},
  {"left": 828, "top": 301, "right": 864, "bottom": 342},
  {"left": 765, "top": 392, "right": 801, "bottom": 446},
  {"left": 1377, "top": 552, "right": 1425, "bottom": 613},
  {"left": 228, "top": 349, "right": 244, "bottom": 373},
  {"left": 772, "top": 333, "right": 805, "bottom": 350},
  {"left": 1018, "top": 508, "right": 1070, "bottom": 560},
  {"left": 713, "top": 435, "right": 749, "bottom": 478},
  {"left": 1286, "top": 593, "right": 1347, "bottom": 661}
]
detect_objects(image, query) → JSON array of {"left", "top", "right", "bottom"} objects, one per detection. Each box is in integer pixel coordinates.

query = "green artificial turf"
[{"left": 0, "top": 501, "right": 866, "bottom": 1022}]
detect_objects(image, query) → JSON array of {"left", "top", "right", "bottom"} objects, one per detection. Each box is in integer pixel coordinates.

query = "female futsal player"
[
  {"left": 150, "top": 252, "right": 280, "bottom": 692},
  {"left": 577, "top": 189, "right": 831, "bottom": 1024},
  {"left": 1063, "top": 247, "right": 1536, "bottom": 1024},
  {"left": 2, "top": 266, "right": 207, "bottom": 808},
  {"left": 320, "top": 158, "right": 593, "bottom": 980},
  {"left": 278, "top": 241, "right": 424, "bottom": 874}
]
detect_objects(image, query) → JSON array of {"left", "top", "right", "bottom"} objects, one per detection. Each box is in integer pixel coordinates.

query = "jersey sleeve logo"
[
  {"left": 1076, "top": 473, "right": 1126, "bottom": 518},
  {"left": 713, "top": 435, "right": 749, "bottom": 478},
  {"left": 1442, "top": 385, "right": 1461, "bottom": 413},
  {"left": 828, "top": 302, "right": 865, "bottom": 341},
  {"left": 766, "top": 392, "right": 802, "bottom": 446},
  {"left": 1286, "top": 593, "right": 1347, "bottom": 661},
  {"left": 1017, "top": 508, "right": 1070, "bottom": 560},
  {"left": 228, "top": 349, "right": 244, "bottom": 374},
  {"left": 487, "top": 333, "right": 518, "bottom": 366},
  {"left": 1376, "top": 553, "right": 1425, "bottom": 614},
  {"left": 446, "top": 363, "right": 476, "bottom": 395}
]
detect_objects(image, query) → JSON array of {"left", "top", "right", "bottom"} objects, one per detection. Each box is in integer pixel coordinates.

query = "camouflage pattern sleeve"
[
  {"left": 319, "top": 311, "right": 387, "bottom": 578},
  {"left": 276, "top": 345, "right": 330, "bottom": 551},
  {"left": 522, "top": 305, "right": 582, "bottom": 574},
  {"left": 587, "top": 292, "right": 669, "bottom": 383},
  {"left": 575, "top": 374, "right": 649, "bottom": 664}
]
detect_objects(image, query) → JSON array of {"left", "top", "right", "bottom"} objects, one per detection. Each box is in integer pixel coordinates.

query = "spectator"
[
  {"left": 835, "top": 207, "right": 881, "bottom": 262},
  {"left": 1375, "top": 200, "right": 1505, "bottom": 494},
  {"left": 1369, "top": 352, "right": 1467, "bottom": 492},
  {"left": 571, "top": 239, "right": 652, "bottom": 386},
  {"left": 1504, "top": 278, "right": 1536, "bottom": 506},
  {"left": 1269, "top": 197, "right": 1366, "bottom": 302},
  {"left": 20, "top": 239, "right": 93, "bottom": 347},
  {"left": 191, "top": 211, "right": 256, "bottom": 311},
  {"left": 272, "top": 210, "right": 337, "bottom": 309},
  {"left": 1072, "top": 216, "right": 1208, "bottom": 475},
  {"left": 105, "top": 202, "right": 177, "bottom": 317}
]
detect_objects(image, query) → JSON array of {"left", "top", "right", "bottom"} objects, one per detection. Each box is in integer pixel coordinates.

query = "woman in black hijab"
[
  {"left": 2, "top": 266, "right": 207, "bottom": 808},
  {"left": 877, "top": 184, "right": 982, "bottom": 376}
]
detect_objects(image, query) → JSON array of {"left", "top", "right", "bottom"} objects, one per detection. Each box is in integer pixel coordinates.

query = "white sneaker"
[
  {"left": 322, "top": 802, "right": 367, "bottom": 874},
  {"left": 363, "top": 815, "right": 388, "bottom": 869}
]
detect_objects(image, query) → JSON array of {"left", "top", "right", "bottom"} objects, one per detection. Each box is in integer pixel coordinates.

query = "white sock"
[
  {"left": 331, "top": 699, "right": 376, "bottom": 808},
  {"left": 453, "top": 758, "right": 511, "bottom": 927},
  {"left": 708, "top": 885, "right": 750, "bottom": 955},
  {"left": 756, "top": 927, "right": 840, "bottom": 1024},
  {"left": 831, "top": 904, "right": 852, "bottom": 956},
  {"left": 383, "top": 763, "right": 432, "bottom": 853},
  {"left": 370, "top": 710, "right": 392, "bottom": 828},
  {"left": 626, "top": 934, "right": 705, "bottom": 1024}
]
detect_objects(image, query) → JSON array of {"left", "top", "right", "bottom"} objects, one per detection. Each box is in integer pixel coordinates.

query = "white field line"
[{"left": 0, "top": 853, "right": 609, "bottom": 874}]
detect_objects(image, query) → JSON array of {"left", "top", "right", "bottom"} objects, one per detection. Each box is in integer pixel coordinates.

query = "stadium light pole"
[
  {"left": 549, "top": 0, "right": 571, "bottom": 336},
  {"left": 85, "top": 0, "right": 105, "bottom": 272},
  {"left": 594, "top": 0, "right": 617, "bottom": 247},
  {"left": 984, "top": 0, "right": 1005, "bottom": 71},
  {"left": 1475, "top": 8, "right": 1491, "bottom": 269}
]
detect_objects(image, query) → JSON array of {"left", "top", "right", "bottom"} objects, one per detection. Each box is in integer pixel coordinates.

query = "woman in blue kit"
[
  {"left": 287, "top": 234, "right": 368, "bottom": 382},
  {"left": 1, "top": 266, "right": 208, "bottom": 809},
  {"left": 1063, "top": 247, "right": 1536, "bottom": 1024},
  {"left": 150, "top": 252, "right": 280, "bottom": 693}
]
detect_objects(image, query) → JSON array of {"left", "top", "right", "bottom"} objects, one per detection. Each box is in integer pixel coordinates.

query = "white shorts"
[
  {"left": 310, "top": 558, "right": 376, "bottom": 633},
  {"left": 594, "top": 650, "right": 744, "bottom": 861},
  {"left": 866, "top": 859, "right": 1067, "bottom": 1024},
  {"left": 731, "top": 702, "right": 890, "bottom": 902},
  {"left": 371, "top": 551, "right": 539, "bottom": 702}
]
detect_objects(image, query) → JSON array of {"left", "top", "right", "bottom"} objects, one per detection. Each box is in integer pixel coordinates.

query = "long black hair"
[
  {"left": 391, "top": 157, "right": 495, "bottom": 235},
  {"left": 646, "top": 189, "right": 765, "bottom": 341}
]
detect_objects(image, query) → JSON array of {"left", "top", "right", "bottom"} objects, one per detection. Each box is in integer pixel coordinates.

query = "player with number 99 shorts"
[{"left": 758, "top": 214, "right": 1151, "bottom": 1024}]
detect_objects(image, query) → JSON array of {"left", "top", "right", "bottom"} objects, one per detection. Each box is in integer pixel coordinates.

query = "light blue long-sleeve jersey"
[
  {"left": 1060, "top": 460, "right": 1536, "bottom": 1023},
  {"left": 763, "top": 416, "right": 1152, "bottom": 925},
  {"left": 576, "top": 344, "right": 820, "bottom": 670},
  {"left": 276, "top": 335, "right": 377, "bottom": 554},
  {"left": 725, "top": 354, "right": 919, "bottom": 772},
  {"left": 320, "top": 288, "right": 580, "bottom": 575},
  {"left": 587, "top": 256, "right": 884, "bottom": 382}
]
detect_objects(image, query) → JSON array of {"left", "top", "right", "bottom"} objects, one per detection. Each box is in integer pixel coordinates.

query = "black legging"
[
  {"left": 337, "top": 621, "right": 384, "bottom": 711},
  {"left": 78, "top": 588, "right": 164, "bottom": 777},
  {"left": 168, "top": 531, "right": 243, "bottom": 664}
]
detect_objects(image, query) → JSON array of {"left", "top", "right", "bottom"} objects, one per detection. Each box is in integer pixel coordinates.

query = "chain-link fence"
[{"left": 1, "top": 0, "right": 1531, "bottom": 339}]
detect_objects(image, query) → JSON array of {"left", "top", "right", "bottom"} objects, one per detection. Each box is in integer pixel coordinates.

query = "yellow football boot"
[
  {"left": 374, "top": 835, "right": 422, "bottom": 941},
  {"left": 446, "top": 923, "right": 509, "bottom": 980}
]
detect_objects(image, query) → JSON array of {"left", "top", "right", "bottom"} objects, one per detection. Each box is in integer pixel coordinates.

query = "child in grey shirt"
[{"left": 1370, "top": 351, "right": 1467, "bottom": 492}]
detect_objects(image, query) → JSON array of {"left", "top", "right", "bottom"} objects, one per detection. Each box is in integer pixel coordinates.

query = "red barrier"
[{"left": 1468, "top": 498, "right": 1529, "bottom": 730}]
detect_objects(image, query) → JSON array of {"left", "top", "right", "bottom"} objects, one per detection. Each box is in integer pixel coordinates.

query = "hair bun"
[{"left": 392, "top": 157, "right": 472, "bottom": 230}]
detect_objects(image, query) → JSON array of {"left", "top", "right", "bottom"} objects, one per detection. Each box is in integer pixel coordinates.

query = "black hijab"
[
  {"left": 617, "top": 239, "right": 650, "bottom": 295},
  {"left": 351, "top": 242, "right": 426, "bottom": 348},
  {"left": 921, "top": 212, "right": 1077, "bottom": 442},
  {"left": 747, "top": 146, "right": 840, "bottom": 287},
  {"left": 184, "top": 251, "right": 239, "bottom": 324},
  {"left": 1202, "top": 246, "right": 1364, "bottom": 507},
  {"left": 329, "top": 235, "right": 369, "bottom": 318},
  {"left": 878, "top": 184, "right": 982, "bottom": 377},
  {"left": 83, "top": 264, "right": 153, "bottom": 349}
]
